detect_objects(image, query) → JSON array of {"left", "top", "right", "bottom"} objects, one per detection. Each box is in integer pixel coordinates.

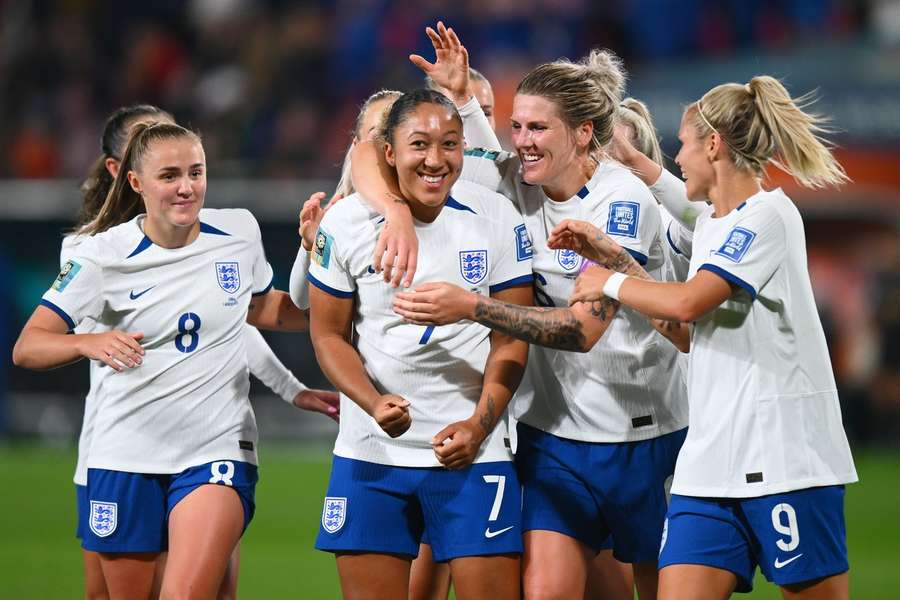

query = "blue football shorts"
[
  {"left": 658, "top": 485, "right": 848, "bottom": 592},
  {"left": 316, "top": 456, "right": 522, "bottom": 562},
  {"left": 515, "top": 422, "right": 686, "bottom": 562},
  {"left": 81, "top": 459, "right": 258, "bottom": 553}
]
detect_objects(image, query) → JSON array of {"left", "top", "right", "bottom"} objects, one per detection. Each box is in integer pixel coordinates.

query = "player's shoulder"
[
  {"left": 67, "top": 217, "right": 144, "bottom": 266},
  {"left": 450, "top": 180, "right": 520, "bottom": 222},
  {"left": 734, "top": 189, "right": 795, "bottom": 235},
  {"left": 320, "top": 193, "right": 379, "bottom": 232},
  {"left": 589, "top": 161, "right": 655, "bottom": 204},
  {"left": 198, "top": 207, "right": 261, "bottom": 240}
]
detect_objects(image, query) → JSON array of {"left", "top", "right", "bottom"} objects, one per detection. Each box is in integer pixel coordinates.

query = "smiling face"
[
  {"left": 384, "top": 102, "right": 463, "bottom": 222},
  {"left": 511, "top": 94, "right": 587, "bottom": 192},
  {"left": 674, "top": 109, "right": 715, "bottom": 201},
  {"left": 128, "top": 136, "right": 207, "bottom": 233}
]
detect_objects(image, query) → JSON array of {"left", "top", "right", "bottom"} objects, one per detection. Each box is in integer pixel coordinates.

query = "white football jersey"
[
  {"left": 462, "top": 150, "right": 689, "bottom": 442},
  {"left": 61, "top": 234, "right": 107, "bottom": 486},
  {"left": 42, "top": 209, "right": 273, "bottom": 474},
  {"left": 673, "top": 189, "right": 857, "bottom": 497},
  {"left": 307, "top": 184, "right": 533, "bottom": 467}
]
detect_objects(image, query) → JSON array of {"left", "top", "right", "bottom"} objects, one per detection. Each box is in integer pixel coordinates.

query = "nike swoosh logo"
[
  {"left": 774, "top": 553, "right": 803, "bottom": 569},
  {"left": 484, "top": 525, "right": 514, "bottom": 539},
  {"left": 129, "top": 286, "right": 156, "bottom": 300}
]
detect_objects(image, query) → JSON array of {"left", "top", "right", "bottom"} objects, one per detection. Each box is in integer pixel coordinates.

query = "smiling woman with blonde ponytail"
[{"left": 548, "top": 76, "right": 857, "bottom": 600}]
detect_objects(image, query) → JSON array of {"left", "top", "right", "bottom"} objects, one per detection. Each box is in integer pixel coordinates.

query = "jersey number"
[
  {"left": 418, "top": 325, "right": 435, "bottom": 345},
  {"left": 771, "top": 502, "right": 800, "bottom": 552},
  {"left": 175, "top": 312, "right": 202, "bottom": 353},
  {"left": 209, "top": 461, "right": 235, "bottom": 486},
  {"left": 482, "top": 475, "right": 506, "bottom": 521}
]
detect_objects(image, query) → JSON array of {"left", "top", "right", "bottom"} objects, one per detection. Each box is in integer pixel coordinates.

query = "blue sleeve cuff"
[
  {"left": 698, "top": 264, "right": 757, "bottom": 299},
  {"left": 624, "top": 248, "right": 648, "bottom": 266},
  {"left": 666, "top": 223, "right": 685, "bottom": 256},
  {"left": 489, "top": 273, "right": 534, "bottom": 294},
  {"left": 252, "top": 275, "right": 275, "bottom": 297},
  {"left": 39, "top": 299, "right": 76, "bottom": 331},
  {"left": 307, "top": 272, "right": 355, "bottom": 299}
]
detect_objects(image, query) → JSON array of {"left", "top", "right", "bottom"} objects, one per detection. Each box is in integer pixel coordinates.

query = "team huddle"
[{"left": 13, "top": 21, "right": 857, "bottom": 600}]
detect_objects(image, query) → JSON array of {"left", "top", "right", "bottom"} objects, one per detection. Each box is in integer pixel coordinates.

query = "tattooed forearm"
[
  {"left": 473, "top": 297, "right": 587, "bottom": 351},
  {"left": 478, "top": 394, "right": 496, "bottom": 435}
]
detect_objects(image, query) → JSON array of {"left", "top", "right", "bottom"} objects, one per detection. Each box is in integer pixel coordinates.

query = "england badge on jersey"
[
  {"left": 556, "top": 249, "right": 582, "bottom": 272},
  {"left": 322, "top": 496, "right": 347, "bottom": 533},
  {"left": 89, "top": 500, "right": 117, "bottom": 537},
  {"left": 460, "top": 250, "right": 488, "bottom": 284},
  {"left": 714, "top": 227, "right": 756, "bottom": 263},
  {"left": 215, "top": 262, "right": 241, "bottom": 293},
  {"left": 607, "top": 201, "right": 640, "bottom": 238}
]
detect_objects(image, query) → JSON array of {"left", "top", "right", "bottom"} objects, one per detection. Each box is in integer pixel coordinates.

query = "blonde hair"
[
  {"left": 517, "top": 49, "right": 626, "bottom": 158},
  {"left": 616, "top": 98, "right": 663, "bottom": 166},
  {"left": 80, "top": 122, "right": 201, "bottom": 235},
  {"left": 334, "top": 89, "right": 403, "bottom": 198},
  {"left": 689, "top": 76, "right": 848, "bottom": 188}
]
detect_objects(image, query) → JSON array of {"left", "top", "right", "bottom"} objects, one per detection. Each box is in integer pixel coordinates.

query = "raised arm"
[
  {"left": 309, "top": 286, "right": 411, "bottom": 437},
  {"left": 409, "top": 21, "right": 501, "bottom": 150}
]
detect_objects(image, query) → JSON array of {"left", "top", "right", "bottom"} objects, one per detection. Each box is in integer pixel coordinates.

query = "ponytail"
[
  {"left": 75, "top": 104, "right": 173, "bottom": 231},
  {"left": 690, "top": 76, "right": 847, "bottom": 188}
]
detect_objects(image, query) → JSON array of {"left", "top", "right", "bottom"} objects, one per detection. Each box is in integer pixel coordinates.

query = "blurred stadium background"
[{"left": 1, "top": 0, "right": 898, "bottom": 597}]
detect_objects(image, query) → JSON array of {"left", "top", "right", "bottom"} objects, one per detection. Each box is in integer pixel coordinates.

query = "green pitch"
[{"left": 1, "top": 443, "right": 897, "bottom": 598}]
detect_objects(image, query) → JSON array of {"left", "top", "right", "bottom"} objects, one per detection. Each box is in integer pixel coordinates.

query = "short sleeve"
[
  {"left": 698, "top": 203, "right": 785, "bottom": 300},
  {"left": 306, "top": 211, "right": 355, "bottom": 299},
  {"left": 249, "top": 218, "right": 274, "bottom": 296},
  {"left": 40, "top": 256, "right": 104, "bottom": 331},
  {"left": 488, "top": 202, "right": 534, "bottom": 294},
  {"left": 597, "top": 180, "right": 660, "bottom": 266}
]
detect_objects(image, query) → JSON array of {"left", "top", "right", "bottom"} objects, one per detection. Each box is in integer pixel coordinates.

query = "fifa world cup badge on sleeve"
[
  {"left": 715, "top": 227, "right": 756, "bottom": 263},
  {"left": 215, "top": 262, "right": 241, "bottom": 293},
  {"left": 322, "top": 496, "right": 347, "bottom": 533},
  {"left": 313, "top": 228, "right": 334, "bottom": 269},
  {"left": 607, "top": 201, "right": 640, "bottom": 238},
  {"left": 89, "top": 500, "right": 118, "bottom": 537},
  {"left": 52, "top": 260, "right": 82, "bottom": 292},
  {"left": 459, "top": 250, "right": 488, "bottom": 285}
]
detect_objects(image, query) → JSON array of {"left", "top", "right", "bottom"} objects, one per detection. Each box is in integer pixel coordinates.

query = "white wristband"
[{"left": 602, "top": 272, "right": 628, "bottom": 301}]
